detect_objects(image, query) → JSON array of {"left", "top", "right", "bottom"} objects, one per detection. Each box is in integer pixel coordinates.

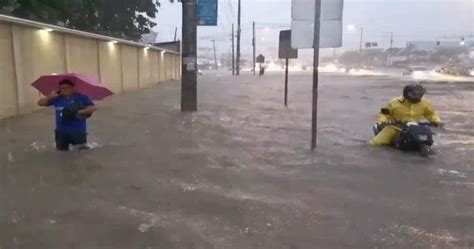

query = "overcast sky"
[{"left": 154, "top": 0, "right": 474, "bottom": 61}]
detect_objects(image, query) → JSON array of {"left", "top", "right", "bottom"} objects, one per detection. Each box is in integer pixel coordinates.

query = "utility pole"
[
  {"left": 284, "top": 57, "right": 289, "bottom": 106},
  {"left": 311, "top": 0, "right": 322, "bottom": 150},
  {"left": 174, "top": 27, "right": 178, "bottom": 41},
  {"left": 236, "top": 0, "right": 241, "bottom": 75},
  {"left": 390, "top": 32, "right": 394, "bottom": 48},
  {"left": 232, "top": 24, "right": 235, "bottom": 75},
  {"left": 181, "top": 0, "right": 197, "bottom": 111},
  {"left": 212, "top": 40, "right": 218, "bottom": 70},
  {"left": 253, "top": 21, "right": 256, "bottom": 75},
  {"left": 388, "top": 32, "right": 394, "bottom": 67},
  {"left": 359, "top": 27, "right": 364, "bottom": 53}
]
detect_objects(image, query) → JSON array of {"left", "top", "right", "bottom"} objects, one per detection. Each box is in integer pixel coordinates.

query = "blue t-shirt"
[{"left": 48, "top": 93, "right": 94, "bottom": 134}]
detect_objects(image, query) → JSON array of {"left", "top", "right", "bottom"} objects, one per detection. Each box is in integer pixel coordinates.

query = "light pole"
[{"left": 346, "top": 24, "right": 364, "bottom": 52}]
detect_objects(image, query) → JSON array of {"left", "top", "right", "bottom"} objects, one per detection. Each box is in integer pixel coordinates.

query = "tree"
[
  {"left": 386, "top": 47, "right": 402, "bottom": 55},
  {"left": 0, "top": 0, "right": 17, "bottom": 13},
  {"left": 321, "top": 56, "right": 335, "bottom": 63},
  {"left": 338, "top": 51, "right": 362, "bottom": 66},
  {"left": 0, "top": 0, "right": 161, "bottom": 41}
]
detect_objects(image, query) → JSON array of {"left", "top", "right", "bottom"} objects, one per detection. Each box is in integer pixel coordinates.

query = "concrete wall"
[
  {"left": 0, "top": 17, "right": 181, "bottom": 119},
  {"left": 98, "top": 40, "right": 122, "bottom": 94},
  {"left": 0, "top": 22, "right": 17, "bottom": 118},
  {"left": 67, "top": 35, "right": 99, "bottom": 80},
  {"left": 13, "top": 25, "right": 68, "bottom": 113},
  {"left": 159, "top": 52, "right": 165, "bottom": 82},
  {"left": 121, "top": 45, "right": 139, "bottom": 91},
  {"left": 150, "top": 51, "right": 159, "bottom": 85},
  {"left": 138, "top": 48, "right": 152, "bottom": 88}
]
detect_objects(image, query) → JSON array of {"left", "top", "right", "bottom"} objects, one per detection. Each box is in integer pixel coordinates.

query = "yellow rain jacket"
[{"left": 370, "top": 96, "right": 441, "bottom": 146}]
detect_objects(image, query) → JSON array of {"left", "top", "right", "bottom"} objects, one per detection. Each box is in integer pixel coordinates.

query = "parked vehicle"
[
  {"left": 402, "top": 65, "right": 429, "bottom": 76},
  {"left": 437, "top": 65, "right": 473, "bottom": 76}
]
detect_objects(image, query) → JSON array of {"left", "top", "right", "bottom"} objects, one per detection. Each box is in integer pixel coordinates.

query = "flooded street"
[{"left": 1, "top": 70, "right": 474, "bottom": 249}]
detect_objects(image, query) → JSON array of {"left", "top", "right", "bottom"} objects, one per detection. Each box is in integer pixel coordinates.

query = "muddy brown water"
[{"left": 1, "top": 71, "right": 473, "bottom": 249}]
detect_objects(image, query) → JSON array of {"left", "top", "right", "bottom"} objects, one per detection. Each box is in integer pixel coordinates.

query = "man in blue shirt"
[{"left": 38, "top": 80, "right": 97, "bottom": 151}]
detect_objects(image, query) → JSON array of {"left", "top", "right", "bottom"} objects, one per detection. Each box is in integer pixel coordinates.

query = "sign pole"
[
  {"left": 212, "top": 39, "right": 218, "bottom": 70},
  {"left": 311, "top": 0, "right": 322, "bottom": 149},
  {"left": 285, "top": 58, "right": 289, "bottom": 106},
  {"left": 180, "top": 0, "right": 217, "bottom": 111},
  {"left": 232, "top": 24, "right": 235, "bottom": 75},
  {"left": 279, "top": 30, "right": 298, "bottom": 106},
  {"left": 253, "top": 21, "right": 256, "bottom": 76},
  {"left": 236, "top": 0, "right": 241, "bottom": 75},
  {"left": 181, "top": 0, "right": 198, "bottom": 112}
]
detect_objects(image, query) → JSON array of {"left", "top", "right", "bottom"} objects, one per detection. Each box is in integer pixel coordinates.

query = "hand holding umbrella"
[{"left": 32, "top": 73, "right": 114, "bottom": 101}]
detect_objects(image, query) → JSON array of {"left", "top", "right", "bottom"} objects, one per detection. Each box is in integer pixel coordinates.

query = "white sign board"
[
  {"left": 291, "top": 20, "right": 342, "bottom": 49},
  {"left": 291, "top": 0, "right": 344, "bottom": 49},
  {"left": 292, "top": 0, "right": 343, "bottom": 20}
]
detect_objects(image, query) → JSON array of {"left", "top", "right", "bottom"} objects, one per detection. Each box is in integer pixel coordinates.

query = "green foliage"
[
  {"left": 339, "top": 51, "right": 363, "bottom": 66},
  {"left": 0, "top": 0, "right": 161, "bottom": 41},
  {"left": 0, "top": 0, "right": 17, "bottom": 13}
]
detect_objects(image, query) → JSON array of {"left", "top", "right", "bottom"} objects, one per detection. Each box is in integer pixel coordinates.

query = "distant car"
[
  {"left": 440, "top": 65, "right": 472, "bottom": 77},
  {"left": 402, "top": 66, "right": 429, "bottom": 76},
  {"left": 363, "top": 66, "right": 374, "bottom": 70},
  {"left": 198, "top": 69, "right": 203, "bottom": 75}
]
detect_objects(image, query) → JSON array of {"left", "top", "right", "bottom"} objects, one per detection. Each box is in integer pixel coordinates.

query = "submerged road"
[{"left": 1, "top": 70, "right": 473, "bottom": 249}]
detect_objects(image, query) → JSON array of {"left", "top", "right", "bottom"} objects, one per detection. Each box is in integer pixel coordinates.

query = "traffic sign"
[
  {"left": 198, "top": 0, "right": 218, "bottom": 26},
  {"left": 290, "top": 0, "right": 345, "bottom": 149},
  {"left": 279, "top": 30, "right": 298, "bottom": 59},
  {"left": 291, "top": 0, "right": 344, "bottom": 49}
]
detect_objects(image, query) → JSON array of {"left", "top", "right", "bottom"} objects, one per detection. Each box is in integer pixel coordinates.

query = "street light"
[
  {"left": 346, "top": 24, "right": 364, "bottom": 53},
  {"left": 347, "top": 24, "right": 355, "bottom": 32}
]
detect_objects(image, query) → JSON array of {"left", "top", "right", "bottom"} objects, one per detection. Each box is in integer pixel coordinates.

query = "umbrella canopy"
[{"left": 31, "top": 73, "right": 114, "bottom": 100}]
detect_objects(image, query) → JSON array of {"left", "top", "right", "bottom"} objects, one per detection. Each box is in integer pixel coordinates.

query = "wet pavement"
[{"left": 1, "top": 70, "right": 474, "bottom": 249}]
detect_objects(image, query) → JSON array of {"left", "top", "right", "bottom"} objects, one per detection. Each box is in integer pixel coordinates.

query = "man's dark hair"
[{"left": 59, "top": 79, "right": 75, "bottom": 87}]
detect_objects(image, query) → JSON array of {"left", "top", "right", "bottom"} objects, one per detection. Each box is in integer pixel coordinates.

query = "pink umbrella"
[{"left": 31, "top": 73, "right": 114, "bottom": 100}]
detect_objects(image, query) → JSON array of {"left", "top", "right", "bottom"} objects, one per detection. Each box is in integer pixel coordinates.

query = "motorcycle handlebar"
[{"left": 380, "top": 121, "right": 443, "bottom": 128}]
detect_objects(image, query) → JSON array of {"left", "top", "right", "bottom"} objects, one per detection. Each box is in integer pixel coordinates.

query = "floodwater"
[{"left": 1, "top": 70, "right": 473, "bottom": 249}]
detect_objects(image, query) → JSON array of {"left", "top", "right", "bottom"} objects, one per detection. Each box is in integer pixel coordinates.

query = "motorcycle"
[{"left": 373, "top": 121, "right": 437, "bottom": 158}]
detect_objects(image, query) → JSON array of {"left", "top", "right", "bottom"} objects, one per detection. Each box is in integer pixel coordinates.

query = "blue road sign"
[{"left": 198, "top": 0, "right": 218, "bottom": 26}]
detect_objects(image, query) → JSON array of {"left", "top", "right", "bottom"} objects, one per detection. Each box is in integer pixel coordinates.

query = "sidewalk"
[{"left": 1, "top": 72, "right": 473, "bottom": 249}]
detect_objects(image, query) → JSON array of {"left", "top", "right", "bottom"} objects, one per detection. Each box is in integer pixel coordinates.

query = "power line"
[
  {"left": 219, "top": 3, "right": 232, "bottom": 27},
  {"left": 227, "top": 0, "right": 236, "bottom": 19}
]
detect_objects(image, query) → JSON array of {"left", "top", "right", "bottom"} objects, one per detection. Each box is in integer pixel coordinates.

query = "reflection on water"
[{"left": 413, "top": 71, "right": 474, "bottom": 82}]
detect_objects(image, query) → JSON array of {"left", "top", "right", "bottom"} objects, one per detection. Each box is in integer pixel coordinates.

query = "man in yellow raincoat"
[{"left": 370, "top": 83, "right": 441, "bottom": 146}]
